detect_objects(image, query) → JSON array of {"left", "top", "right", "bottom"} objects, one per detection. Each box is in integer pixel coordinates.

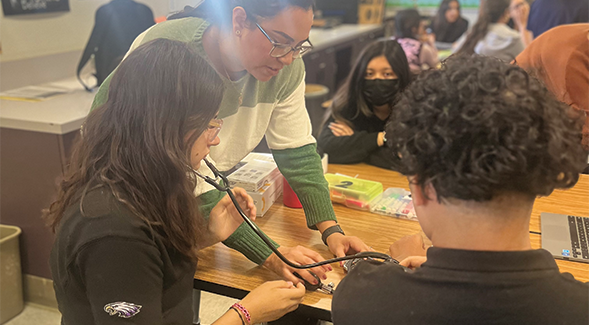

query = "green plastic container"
[
  {"left": 325, "top": 174, "right": 383, "bottom": 210},
  {"left": 1, "top": 225, "right": 24, "bottom": 324}
]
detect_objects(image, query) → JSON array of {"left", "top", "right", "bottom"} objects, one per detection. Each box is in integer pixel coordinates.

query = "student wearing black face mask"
[{"left": 317, "top": 39, "right": 411, "bottom": 169}]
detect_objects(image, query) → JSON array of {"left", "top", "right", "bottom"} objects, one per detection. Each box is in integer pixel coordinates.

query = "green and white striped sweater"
[{"left": 91, "top": 17, "right": 337, "bottom": 265}]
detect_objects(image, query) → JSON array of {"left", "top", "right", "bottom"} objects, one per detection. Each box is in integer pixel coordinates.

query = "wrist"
[
  {"left": 321, "top": 224, "right": 345, "bottom": 245},
  {"left": 326, "top": 232, "right": 345, "bottom": 248},
  {"left": 316, "top": 220, "right": 337, "bottom": 233},
  {"left": 231, "top": 302, "right": 252, "bottom": 325}
]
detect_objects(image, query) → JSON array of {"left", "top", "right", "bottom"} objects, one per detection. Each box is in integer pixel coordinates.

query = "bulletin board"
[
  {"left": 2, "top": 0, "right": 70, "bottom": 16},
  {"left": 386, "top": 0, "right": 480, "bottom": 8}
]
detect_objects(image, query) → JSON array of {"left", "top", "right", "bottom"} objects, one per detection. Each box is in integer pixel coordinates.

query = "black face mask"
[{"left": 362, "top": 79, "right": 400, "bottom": 107}]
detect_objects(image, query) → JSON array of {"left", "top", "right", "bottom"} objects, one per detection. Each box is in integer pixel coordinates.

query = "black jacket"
[
  {"left": 431, "top": 17, "right": 469, "bottom": 43},
  {"left": 333, "top": 247, "right": 589, "bottom": 325},
  {"left": 317, "top": 112, "right": 396, "bottom": 170},
  {"left": 77, "top": 0, "right": 154, "bottom": 89},
  {"left": 50, "top": 187, "right": 196, "bottom": 324}
]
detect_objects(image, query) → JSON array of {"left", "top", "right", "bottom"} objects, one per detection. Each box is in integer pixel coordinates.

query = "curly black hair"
[{"left": 386, "top": 55, "right": 587, "bottom": 202}]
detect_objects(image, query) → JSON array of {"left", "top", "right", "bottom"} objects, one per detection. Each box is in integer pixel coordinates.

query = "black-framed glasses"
[{"left": 256, "top": 23, "right": 313, "bottom": 59}]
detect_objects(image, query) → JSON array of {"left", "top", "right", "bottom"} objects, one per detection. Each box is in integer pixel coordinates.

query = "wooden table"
[{"left": 194, "top": 163, "right": 589, "bottom": 321}]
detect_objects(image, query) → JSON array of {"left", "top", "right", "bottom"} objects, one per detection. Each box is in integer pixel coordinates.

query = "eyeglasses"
[
  {"left": 206, "top": 118, "right": 223, "bottom": 142},
  {"left": 256, "top": 23, "right": 313, "bottom": 59}
]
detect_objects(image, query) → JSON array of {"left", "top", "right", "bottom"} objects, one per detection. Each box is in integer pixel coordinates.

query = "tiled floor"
[
  {"left": 5, "top": 292, "right": 332, "bottom": 325},
  {"left": 4, "top": 303, "right": 61, "bottom": 325},
  {"left": 5, "top": 293, "right": 239, "bottom": 325}
]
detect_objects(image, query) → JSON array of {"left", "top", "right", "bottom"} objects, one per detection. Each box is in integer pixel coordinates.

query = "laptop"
[{"left": 541, "top": 213, "right": 589, "bottom": 263}]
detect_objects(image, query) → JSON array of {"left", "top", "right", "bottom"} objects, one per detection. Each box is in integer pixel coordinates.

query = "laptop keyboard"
[{"left": 568, "top": 215, "right": 589, "bottom": 259}]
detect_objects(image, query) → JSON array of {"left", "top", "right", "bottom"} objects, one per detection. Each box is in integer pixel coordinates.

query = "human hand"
[
  {"left": 388, "top": 234, "right": 428, "bottom": 262},
  {"left": 399, "top": 256, "right": 427, "bottom": 270},
  {"left": 420, "top": 33, "right": 436, "bottom": 45},
  {"left": 510, "top": 1, "right": 529, "bottom": 31},
  {"left": 329, "top": 121, "right": 354, "bottom": 137},
  {"left": 263, "top": 246, "right": 332, "bottom": 285},
  {"left": 377, "top": 132, "right": 386, "bottom": 147},
  {"left": 208, "top": 187, "right": 256, "bottom": 244},
  {"left": 240, "top": 280, "right": 306, "bottom": 324},
  {"left": 326, "top": 233, "right": 371, "bottom": 266}
]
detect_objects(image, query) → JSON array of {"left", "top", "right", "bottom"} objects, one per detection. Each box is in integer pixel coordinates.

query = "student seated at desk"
[
  {"left": 455, "top": 0, "right": 532, "bottom": 62},
  {"left": 317, "top": 39, "right": 410, "bottom": 169},
  {"left": 430, "top": 0, "right": 469, "bottom": 43},
  {"left": 92, "top": 0, "right": 369, "bottom": 283},
  {"left": 331, "top": 55, "right": 589, "bottom": 325},
  {"left": 46, "top": 39, "right": 305, "bottom": 325},
  {"left": 395, "top": 9, "right": 439, "bottom": 74}
]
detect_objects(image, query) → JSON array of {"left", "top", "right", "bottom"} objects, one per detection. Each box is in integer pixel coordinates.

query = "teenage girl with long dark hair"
[
  {"left": 430, "top": 0, "right": 469, "bottom": 43},
  {"left": 47, "top": 38, "right": 306, "bottom": 325},
  {"left": 455, "top": 0, "right": 532, "bottom": 62},
  {"left": 91, "top": 0, "right": 369, "bottom": 286},
  {"left": 318, "top": 39, "right": 411, "bottom": 169}
]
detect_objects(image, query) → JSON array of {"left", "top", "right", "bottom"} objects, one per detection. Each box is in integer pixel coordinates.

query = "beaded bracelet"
[
  {"left": 229, "top": 306, "right": 246, "bottom": 325},
  {"left": 231, "top": 302, "right": 251, "bottom": 324}
]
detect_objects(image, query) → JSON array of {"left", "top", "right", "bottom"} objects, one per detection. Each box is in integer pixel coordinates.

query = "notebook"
[{"left": 541, "top": 213, "right": 589, "bottom": 263}]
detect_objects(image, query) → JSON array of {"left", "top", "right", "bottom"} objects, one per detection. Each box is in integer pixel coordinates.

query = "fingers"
[
  {"left": 282, "top": 270, "right": 302, "bottom": 285},
  {"left": 328, "top": 123, "right": 353, "bottom": 136},
  {"left": 400, "top": 256, "right": 427, "bottom": 269},
  {"left": 348, "top": 237, "right": 370, "bottom": 254},
  {"left": 231, "top": 188, "right": 256, "bottom": 219},
  {"left": 294, "top": 270, "right": 320, "bottom": 285}
]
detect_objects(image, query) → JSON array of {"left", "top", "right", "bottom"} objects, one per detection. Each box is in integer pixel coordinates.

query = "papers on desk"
[{"left": 0, "top": 79, "right": 85, "bottom": 102}]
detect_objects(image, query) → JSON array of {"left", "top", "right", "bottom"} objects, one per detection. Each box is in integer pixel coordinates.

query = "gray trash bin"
[{"left": 1, "top": 225, "right": 24, "bottom": 324}]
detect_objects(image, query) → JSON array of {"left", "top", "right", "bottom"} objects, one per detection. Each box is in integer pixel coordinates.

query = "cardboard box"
[
  {"left": 227, "top": 153, "right": 281, "bottom": 192},
  {"left": 248, "top": 175, "right": 284, "bottom": 217},
  {"left": 358, "top": 0, "right": 385, "bottom": 24}
]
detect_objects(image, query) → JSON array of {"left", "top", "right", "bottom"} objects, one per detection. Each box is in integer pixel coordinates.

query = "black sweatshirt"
[
  {"left": 333, "top": 247, "right": 589, "bottom": 325},
  {"left": 317, "top": 114, "right": 396, "bottom": 170},
  {"left": 50, "top": 187, "right": 195, "bottom": 324}
]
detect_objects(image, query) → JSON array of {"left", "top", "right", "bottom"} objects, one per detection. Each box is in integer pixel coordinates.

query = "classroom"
[{"left": 0, "top": 0, "right": 587, "bottom": 324}]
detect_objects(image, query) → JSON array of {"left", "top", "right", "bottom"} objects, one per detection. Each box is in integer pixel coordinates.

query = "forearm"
[
  {"left": 272, "top": 144, "right": 337, "bottom": 229},
  {"left": 211, "top": 309, "right": 243, "bottom": 325},
  {"left": 199, "top": 189, "right": 279, "bottom": 265},
  {"left": 519, "top": 27, "right": 533, "bottom": 46},
  {"left": 318, "top": 128, "right": 380, "bottom": 164}
]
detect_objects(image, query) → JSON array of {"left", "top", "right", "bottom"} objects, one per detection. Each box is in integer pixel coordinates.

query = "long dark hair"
[
  {"left": 432, "top": 0, "right": 461, "bottom": 33},
  {"left": 169, "top": 0, "right": 315, "bottom": 27},
  {"left": 326, "top": 39, "right": 411, "bottom": 127},
  {"left": 45, "top": 39, "right": 225, "bottom": 261},
  {"left": 395, "top": 9, "right": 422, "bottom": 39},
  {"left": 457, "top": 0, "right": 510, "bottom": 55}
]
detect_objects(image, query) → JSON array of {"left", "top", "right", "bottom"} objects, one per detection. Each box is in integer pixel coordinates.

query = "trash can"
[
  {"left": 1, "top": 225, "right": 24, "bottom": 324},
  {"left": 305, "top": 84, "right": 330, "bottom": 138}
]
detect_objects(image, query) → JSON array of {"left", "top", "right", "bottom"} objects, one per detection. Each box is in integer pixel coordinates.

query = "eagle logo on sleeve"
[{"left": 104, "top": 302, "right": 142, "bottom": 318}]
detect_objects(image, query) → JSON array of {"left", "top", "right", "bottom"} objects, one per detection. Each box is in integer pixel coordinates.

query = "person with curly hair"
[{"left": 331, "top": 55, "right": 588, "bottom": 325}]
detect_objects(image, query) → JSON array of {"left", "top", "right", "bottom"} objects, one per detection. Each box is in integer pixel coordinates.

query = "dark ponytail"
[
  {"left": 457, "top": 0, "right": 510, "bottom": 55},
  {"left": 168, "top": 0, "right": 315, "bottom": 27}
]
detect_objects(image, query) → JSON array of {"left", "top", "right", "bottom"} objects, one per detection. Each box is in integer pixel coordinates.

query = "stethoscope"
[{"left": 194, "top": 158, "right": 398, "bottom": 270}]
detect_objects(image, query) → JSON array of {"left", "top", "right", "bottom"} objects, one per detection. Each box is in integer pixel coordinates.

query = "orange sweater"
[{"left": 515, "top": 24, "right": 589, "bottom": 149}]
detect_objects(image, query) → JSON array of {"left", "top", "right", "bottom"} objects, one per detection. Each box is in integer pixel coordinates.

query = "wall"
[
  {"left": 0, "top": 0, "right": 202, "bottom": 91},
  {"left": 0, "top": 0, "right": 170, "bottom": 63}
]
